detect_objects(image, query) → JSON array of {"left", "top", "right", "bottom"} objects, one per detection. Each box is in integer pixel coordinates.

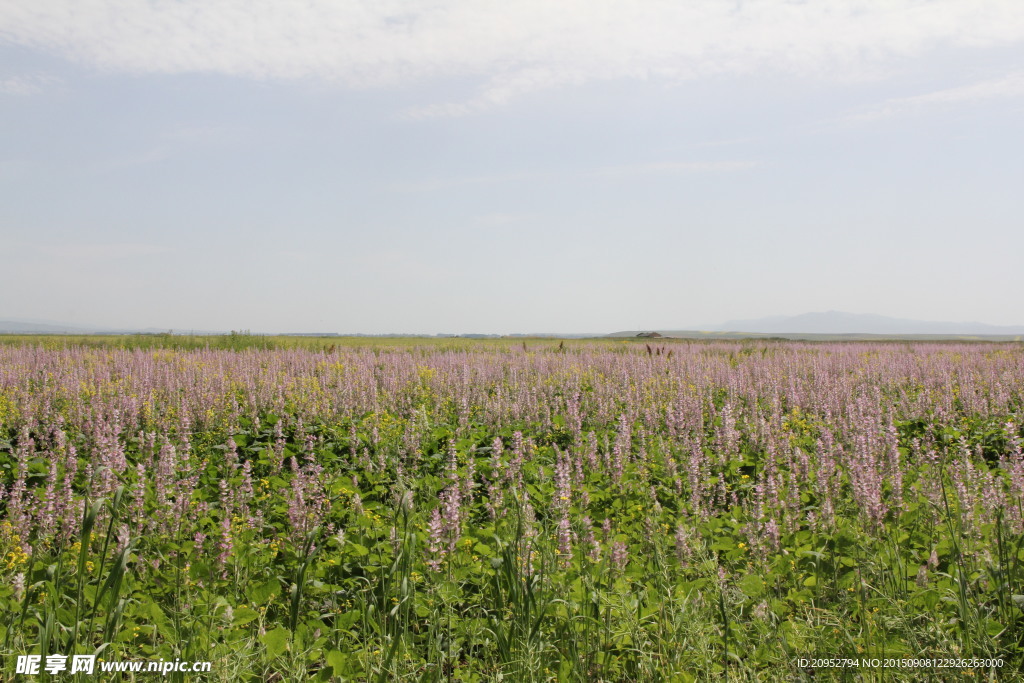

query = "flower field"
[{"left": 1, "top": 339, "right": 1023, "bottom": 680}]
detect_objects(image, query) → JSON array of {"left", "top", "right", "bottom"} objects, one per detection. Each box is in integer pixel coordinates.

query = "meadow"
[{"left": 1, "top": 337, "right": 1022, "bottom": 681}]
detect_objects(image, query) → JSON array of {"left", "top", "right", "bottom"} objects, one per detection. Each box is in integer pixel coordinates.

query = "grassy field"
[
  {"left": 1, "top": 337, "right": 1023, "bottom": 680},
  {"left": 0, "top": 333, "right": 629, "bottom": 354}
]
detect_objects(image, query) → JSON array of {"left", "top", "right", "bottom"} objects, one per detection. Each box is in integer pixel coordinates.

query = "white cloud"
[
  {"left": 473, "top": 212, "right": 532, "bottom": 226},
  {"left": 848, "top": 71, "right": 1024, "bottom": 121},
  {"left": 0, "top": 73, "right": 59, "bottom": 95},
  {"left": 392, "top": 170, "right": 553, "bottom": 192},
  {"left": 69, "top": 243, "right": 173, "bottom": 260},
  {"left": 393, "top": 159, "right": 756, "bottom": 191},
  {"left": 404, "top": 65, "right": 593, "bottom": 117},
  {"left": 592, "top": 160, "right": 759, "bottom": 177},
  {"left": 94, "top": 124, "right": 247, "bottom": 170},
  {"left": 10, "top": 240, "right": 173, "bottom": 261},
  {"left": 2, "top": 1, "right": 1023, "bottom": 113}
]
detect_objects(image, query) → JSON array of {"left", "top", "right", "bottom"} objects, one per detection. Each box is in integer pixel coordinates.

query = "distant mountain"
[
  {"left": 0, "top": 318, "right": 217, "bottom": 335},
  {"left": 0, "top": 319, "right": 98, "bottom": 334},
  {"left": 710, "top": 311, "right": 1024, "bottom": 335}
]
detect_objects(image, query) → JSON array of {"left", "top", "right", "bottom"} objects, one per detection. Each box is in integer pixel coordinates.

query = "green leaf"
[
  {"left": 248, "top": 579, "right": 281, "bottom": 605},
  {"left": 326, "top": 650, "right": 346, "bottom": 672},
  {"left": 146, "top": 600, "right": 168, "bottom": 627},
  {"left": 336, "top": 611, "right": 359, "bottom": 629},
  {"left": 911, "top": 589, "right": 939, "bottom": 611},
  {"left": 232, "top": 607, "right": 260, "bottom": 627},
  {"left": 262, "top": 626, "right": 291, "bottom": 658},
  {"left": 738, "top": 573, "right": 765, "bottom": 598}
]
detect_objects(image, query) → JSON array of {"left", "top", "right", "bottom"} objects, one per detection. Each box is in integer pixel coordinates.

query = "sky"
[{"left": 2, "top": 1, "right": 1023, "bottom": 334}]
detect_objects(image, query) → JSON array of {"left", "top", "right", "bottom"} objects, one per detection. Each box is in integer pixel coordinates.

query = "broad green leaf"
[
  {"left": 326, "top": 650, "right": 347, "bottom": 672},
  {"left": 248, "top": 579, "right": 280, "bottom": 605},
  {"left": 261, "top": 626, "right": 290, "bottom": 657},
  {"left": 738, "top": 573, "right": 765, "bottom": 598},
  {"left": 232, "top": 607, "right": 260, "bottom": 627}
]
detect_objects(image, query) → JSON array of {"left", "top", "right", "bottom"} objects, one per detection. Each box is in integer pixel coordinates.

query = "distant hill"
[
  {"left": 608, "top": 311, "right": 1024, "bottom": 341},
  {"left": 5, "top": 312, "right": 1022, "bottom": 340},
  {"left": 710, "top": 311, "right": 1024, "bottom": 336},
  {"left": 0, "top": 319, "right": 218, "bottom": 335},
  {"left": 0, "top": 320, "right": 97, "bottom": 334}
]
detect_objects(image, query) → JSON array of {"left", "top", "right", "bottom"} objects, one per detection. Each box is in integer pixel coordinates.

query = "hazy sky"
[{"left": 2, "top": 1, "right": 1023, "bottom": 333}]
